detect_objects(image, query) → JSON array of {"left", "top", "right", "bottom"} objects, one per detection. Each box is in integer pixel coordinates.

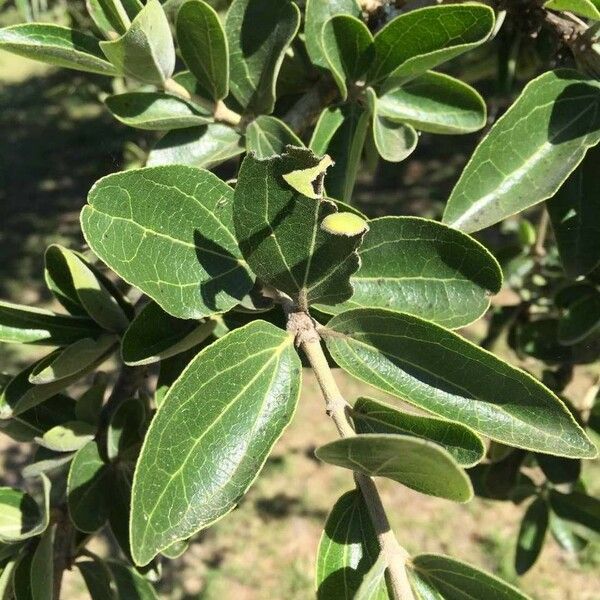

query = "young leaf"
[
  {"left": 377, "top": 71, "right": 487, "bottom": 134},
  {"left": 226, "top": 0, "right": 300, "bottom": 114},
  {"left": 544, "top": 0, "right": 600, "bottom": 20},
  {"left": 30, "top": 525, "right": 55, "bottom": 600},
  {"left": 443, "top": 70, "right": 600, "bottom": 233},
  {"left": 107, "top": 397, "right": 146, "bottom": 460},
  {"left": 324, "top": 308, "right": 597, "bottom": 458},
  {"left": 130, "top": 321, "right": 301, "bottom": 566},
  {"left": 548, "top": 145, "right": 600, "bottom": 277},
  {"left": 316, "top": 489, "right": 385, "bottom": 600},
  {"left": 515, "top": 496, "right": 548, "bottom": 575},
  {"left": 233, "top": 148, "right": 367, "bottom": 307},
  {"left": 368, "top": 5, "right": 495, "bottom": 92},
  {"left": 0, "top": 475, "right": 49, "bottom": 543},
  {"left": 0, "top": 24, "right": 118, "bottom": 76},
  {"left": 322, "top": 15, "right": 374, "bottom": 101},
  {"left": 147, "top": 124, "right": 244, "bottom": 168},
  {"left": 0, "top": 301, "right": 100, "bottom": 346},
  {"left": 316, "top": 434, "right": 473, "bottom": 502},
  {"left": 549, "top": 490, "right": 600, "bottom": 535},
  {"left": 100, "top": 0, "right": 175, "bottom": 85},
  {"left": 410, "top": 554, "right": 530, "bottom": 600},
  {"left": 176, "top": 0, "right": 229, "bottom": 101},
  {"left": 81, "top": 166, "right": 254, "bottom": 320},
  {"left": 37, "top": 421, "right": 96, "bottom": 453},
  {"left": 304, "top": 0, "right": 360, "bottom": 69},
  {"left": 121, "top": 301, "right": 215, "bottom": 366},
  {"left": 105, "top": 93, "right": 211, "bottom": 130},
  {"left": 246, "top": 116, "right": 303, "bottom": 158},
  {"left": 352, "top": 397, "right": 484, "bottom": 467},
  {"left": 67, "top": 441, "right": 110, "bottom": 533},
  {"left": 315, "top": 216, "right": 502, "bottom": 329},
  {"left": 558, "top": 287, "right": 600, "bottom": 345}
]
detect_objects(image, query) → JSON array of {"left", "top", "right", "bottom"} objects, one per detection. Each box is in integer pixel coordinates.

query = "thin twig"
[{"left": 533, "top": 208, "right": 550, "bottom": 258}]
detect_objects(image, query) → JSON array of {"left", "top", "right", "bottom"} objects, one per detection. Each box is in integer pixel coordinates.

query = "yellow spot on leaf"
[
  {"left": 321, "top": 212, "right": 368, "bottom": 237},
  {"left": 282, "top": 155, "right": 334, "bottom": 198}
]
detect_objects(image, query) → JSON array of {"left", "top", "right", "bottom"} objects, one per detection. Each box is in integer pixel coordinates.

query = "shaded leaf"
[
  {"left": 316, "top": 434, "right": 473, "bottom": 502},
  {"left": 549, "top": 490, "right": 600, "bottom": 534},
  {"left": 549, "top": 513, "right": 588, "bottom": 554},
  {"left": 75, "top": 374, "right": 108, "bottom": 425},
  {"left": 354, "top": 554, "right": 389, "bottom": 600},
  {"left": 37, "top": 421, "right": 96, "bottom": 453},
  {"left": 246, "top": 116, "right": 303, "bottom": 158},
  {"left": 324, "top": 308, "right": 596, "bottom": 458},
  {"left": 86, "top": 0, "right": 136, "bottom": 37},
  {"left": 77, "top": 557, "right": 116, "bottom": 599},
  {"left": 557, "top": 286, "right": 600, "bottom": 345},
  {"left": 30, "top": 525, "right": 54, "bottom": 600},
  {"left": 515, "top": 496, "right": 548, "bottom": 575},
  {"left": 82, "top": 165, "right": 254, "bottom": 319},
  {"left": 106, "top": 560, "right": 159, "bottom": 599},
  {"left": 107, "top": 397, "right": 146, "bottom": 460},
  {"left": 310, "top": 107, "right": 345, "bottom": 155},
  {"left": 131, "top": 321, "right": 300, "bottom": 566}
]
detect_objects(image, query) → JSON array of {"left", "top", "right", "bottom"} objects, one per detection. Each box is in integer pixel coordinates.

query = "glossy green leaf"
[
  {"left": 100, "top": 0, "right": 175, "bottom": 85},
  {"left": 558, "top": 287, "right": 600, "bottom": 345},
  {"left": 410, "top": 554, "right": 530, "bottom": 600},
  {"left": 131, "top": 320, "right": 301, "bottom": 566},
  {"left": 226, "top": 0, "right": 300, "bottom": 114},
  {"left": 443, "top": 70, "right": 600, "bottom": 233},
  {"left": 122, "top": 301, "right": 215, "bottom": 366},
  {"left": 0, "top": 475, "right": 49, "bottom": 543},
  {"left": 549, "top": 490, "right": 600, "bottom": 534},
  {"left": 352, "top": 397, "right": 484, "bottom": 467},
  {"left": 147, "top": 124, "right": 244, "bottom": 168},
  {"left": 37, "top": 421, "right": 96, "bottom": 453},
  {"left": 515, "top": 496, "right": 548, "bottom": 575},
  {"left": 322, "top": 15, "right": 374, "bottom": 101},
  {"left": 176, "top": 0, "right": 228, "bottom": 101},
  {"left": 107, "top": 560, "right": 159, "bottom": 599},
  {"left": 246, "top": 116, "right": 303, "bottom": 159},
  {"left": 548, "top": 145, "right": 600, "bottom": 277},
  {"left": 316, "top": 434, "right": 473, "bottom": 502},
  {"left": 82, "top": 165, "right": 253, "bottom": 320},
  {"left": 544, "top": 0, "right": 600, "bottom": 20},
  {"left": 310, "top": 107, "right": 345, "bottom": 155},
  {"left": 107, "top": 397, "right": 146, "bottom": 460},
  {"left": 105, "top": 93, "right": 211, "bottom": 131},
  {"left": 316, "top": 217, "right": 502, "bottom": 329},
  {"left": 29, "top": 335, "right": 116, "bottom": 385},
  {"left": 30, "top": 525, "right": 54, "bottom": 600},
  {"left": 0, "top": 24, "right": 118, "bottom": 76},
  {"left": 67, "top": 441, "right": 110, "bottom": 533},
  {"left": 305, "top": 0, "right": 360, "bottom": 69},
  {"left": 378, "top": 71, "right": 486, "bottom": 134},
  {"left": 233, "top": 147, "right": 366, "bottom": 307},
  {"left": 316, "top": 489, "right": 385, "bottom": 600},
  {"left": 0, "top": 301, "right": 100, "bottom": 346},
  {"left": 368, "top": 5, "right": 495, "bottom": 92},
  {"left": 325, "top": 308, "right": 596, "bottom": 458}
]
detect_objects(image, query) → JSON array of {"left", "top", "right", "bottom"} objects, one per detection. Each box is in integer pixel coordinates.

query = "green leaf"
[
  {"left": 310, "top": 107, "right": 345, "bottom": 155},
  {"left": 544, "top": 0, "right": 600, "bottom": 20},
  {"left": 549, "top": 490, "right": 600, "bottom": 535},
  {"left": 37, "top": 421, "right": 96, "bottom": 453},
  {"left": 176, "top": 0, "right": 229, "bottom": 101},
  {"left": 0, "top": 301, "right": 100, "bottom": 346},
  {"left": 106, "top": 560, "right": 159, "bottom": 599},
  {"left": 322, "top": 15, "right": 374, "bottom": 101},
  {"left": 352, "top": 397, "right": 484, "bottom": 467},
  {"left": 558, "top": 287, "right": 600, "bottom": 345},
  {"left": 155, "top": 345, "right": 200, "bottom": 409},
  {"left": 354, "top": 554, "right": 389, "bottom": 600},
  {"left": 122, "top": 301, "right": 215, "bottom": 366},
  {"left": 324, "top": 308, "right": 596, "bottom": 458},
  {"left": 316, "top": 489, "right": 385, "bottom": 600},
  {"left": 30, "top": 525, "right": 54, "bottom": 600},
  {"left": 130, "top": 320, "right": 301, "bottom": 566},
  {"left": 0, "top": 350, "right": 112, "bottom": 418},
  {"left": 548, "top": 145, "right": 600, "bottom": 277},
  {"left": 410, "top": 554, "right": 530, "bottom": 600},
  {"left": 107, "top": 397, "right": 146, "bottom": 460},
  {"left": 108, "top": 463, "right": 135, "bottom": 561},
  {"left": 75, "top": 374, "right": 108, "bottom": 425},
  {"left": 443, "top": 70, "right": 600, "bottom": 233},
  {"left": 550, "top": 513, "right": 588, "bottom": 554},
  {"left": 161, "top": 539, "right": 189, "bottom": 559},
  {"left": 67, "top": 441, "right": 110, "bottom": 533},
  {"left": 147, "top": 124, "right": 244, "bottom": 168},
  {"left": 0, "top": 475, "right": 49, "bottom": 543},
  {"left": 86, "top": 0, "right": 134, "bottom": 37},
  {"left": 105, "top": 93, "right": 211, "bottom": 131},
  {"left": 536, "top": 453, "right": 581, "bottom": 484},
  {"left": 246, "top": 116, "right": 303, "bottom": 159},
  {"left": 368, "top": 5, "right": 495, "bottom": 92},
  {"left": 0, "top": 24, "right": 118, "bottom": 76},
  {"left": 81, "top": 165, "right": 254, "bottom": 320},
  {"left": 378, "top": 71, "right": 487, "bottom": 134},
  {"left": 77, "top": 558, "right": 116, "bottom": 599},
  {"left": 225, "top": 0, "right": 300, "bottom": 114},
  {"left": 316, "top": 434, "right": 473, "bottom": 502},
  {"left": 22, "top": 450, "right": 75, "bottom": 480},
  {"left": 315, "top": 217, "right": 502, "bottom": 329},
  {"left": 515, "top": 496, "right": 548, "bottom": 575},
  {"left": 0, "top": 556, "right": 18, "bottom": 600},
  {"left": 12, "top": 546, "right": 34, "bottom": 600},
  {"left": 100, "top": 0, "right": 175, "bottom": 85},
  {"left": 304, "top": 0, "right": 360, "bottom": 69},
  {"left": 233, "top": 147, "right": 366, "bottom": 307},
  {"left": 28, "top": 335, "right": 116, "bottom": 385}
]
